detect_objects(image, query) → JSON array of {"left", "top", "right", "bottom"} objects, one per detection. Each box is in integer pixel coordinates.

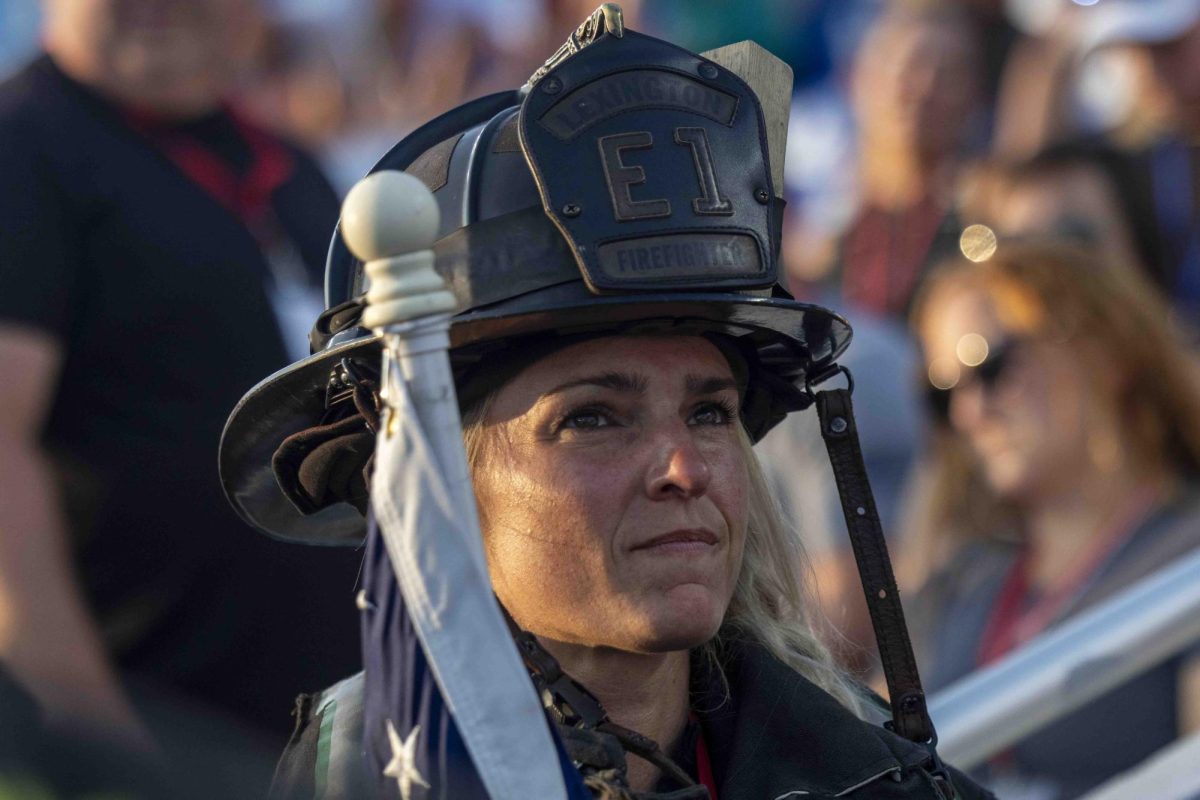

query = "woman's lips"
[{"left": 631, "top": 529, "right": 719, "bottom": 553}]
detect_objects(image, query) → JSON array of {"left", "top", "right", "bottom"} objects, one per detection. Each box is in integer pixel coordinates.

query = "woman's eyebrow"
[{"left": 544, "top": 371, "right": 647, "bottom": 397}]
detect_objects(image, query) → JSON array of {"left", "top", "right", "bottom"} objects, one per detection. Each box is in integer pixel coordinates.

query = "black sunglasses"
[{"left": 925, "top": 338, "right": 1022, "bottom": 423}]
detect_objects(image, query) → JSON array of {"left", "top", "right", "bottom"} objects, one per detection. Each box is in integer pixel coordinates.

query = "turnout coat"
[{"left": 270, "top": 639, "right": 993, "bottom": 800}]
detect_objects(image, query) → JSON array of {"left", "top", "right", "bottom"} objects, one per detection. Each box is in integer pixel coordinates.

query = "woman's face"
[
  {"left": 471, "top": 335, "right": 749, "bottom": 654},
  {"left": 919, "top": 284, "right": 1112, "bottom": 504},
  {"left": 46, "top": 0, "right": 259, "bottom": 116}
]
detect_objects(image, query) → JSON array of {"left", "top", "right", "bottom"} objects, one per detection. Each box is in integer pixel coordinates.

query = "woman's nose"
[
  {"left": 645, "top": 424, "right": 712, "bottom": 499},
  {"left": 948, "top": 377, "right": 987, "bottom": 433}
]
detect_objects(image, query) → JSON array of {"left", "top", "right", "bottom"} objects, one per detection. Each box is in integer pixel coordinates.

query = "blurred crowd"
[{"left": 1, "top": 0, "right": 1198, "bottom": 798}]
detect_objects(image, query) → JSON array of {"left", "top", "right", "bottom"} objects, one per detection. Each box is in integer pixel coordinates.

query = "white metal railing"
[{"left": 926, "top": 546, "right": 1200, "bottom": 770}]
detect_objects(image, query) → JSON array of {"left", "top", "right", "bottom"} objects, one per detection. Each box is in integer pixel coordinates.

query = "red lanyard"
[
  {"left": 694, "top": 717, "right": 718, "bottom": 800},
  {"left": 123, "top": 106, "right": 294, "bottom": 230},
  {"left": 976, "top": 489, "right": 1159, "bottom": 666}
]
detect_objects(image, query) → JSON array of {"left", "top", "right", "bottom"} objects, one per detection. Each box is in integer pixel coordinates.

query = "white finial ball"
[{"left": 340, "top": 171, "right": 440, "bottom": 262}]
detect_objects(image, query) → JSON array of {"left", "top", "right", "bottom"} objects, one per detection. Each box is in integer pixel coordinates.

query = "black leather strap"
[
  {"left": 500, "top": 606, "right": 708, "bottom": 798},
  {"left": 814, "top": 386, "right": 937, "bottom": 746}
]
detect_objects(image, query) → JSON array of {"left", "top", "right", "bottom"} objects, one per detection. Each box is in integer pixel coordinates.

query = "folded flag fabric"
[{"left": 361, "top": 365, "right": 588, "bottom": 799}]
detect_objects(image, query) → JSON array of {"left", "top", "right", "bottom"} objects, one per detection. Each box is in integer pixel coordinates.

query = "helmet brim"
[{"left": 220, "top": 292, "right": 849, "bottom": 545}]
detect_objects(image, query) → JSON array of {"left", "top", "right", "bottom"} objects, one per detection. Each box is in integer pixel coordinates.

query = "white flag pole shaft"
[{"left": 341, "top": 171, "right": 568, "bottom": 800}]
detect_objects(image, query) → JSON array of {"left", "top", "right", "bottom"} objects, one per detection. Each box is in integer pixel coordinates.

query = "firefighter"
[{"left": 220, "top": 6, "right": 993, "bottom": 798}]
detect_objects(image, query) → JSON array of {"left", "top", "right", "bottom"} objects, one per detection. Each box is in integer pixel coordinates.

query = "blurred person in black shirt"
[{"left": 0, "top": 0, "right": 362, "bottom": 774}]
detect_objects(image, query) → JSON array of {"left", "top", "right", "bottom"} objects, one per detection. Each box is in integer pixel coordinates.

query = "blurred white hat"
[{"left": 1079, "top": 0, "right": 1200, "bottom": 52}]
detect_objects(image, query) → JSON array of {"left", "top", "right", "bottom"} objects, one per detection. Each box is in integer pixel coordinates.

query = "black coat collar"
[{"left": 693, "top": 638, "right": 932, "bottom": 798}]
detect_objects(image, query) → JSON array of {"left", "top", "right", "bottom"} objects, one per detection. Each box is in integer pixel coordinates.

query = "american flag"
[{"left": 359, "top": 365, "right": 591, "bottom": 800}]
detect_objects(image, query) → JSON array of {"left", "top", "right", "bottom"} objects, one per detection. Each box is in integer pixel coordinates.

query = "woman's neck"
[
  {"left": 538, "top": 639, "right": 691, "bottom": 792},
  {"left": 1020, "top": 461, "right": 1172, "bottom": 591}
]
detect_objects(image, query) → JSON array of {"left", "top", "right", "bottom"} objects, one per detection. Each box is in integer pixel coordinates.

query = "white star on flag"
[{"left": 383, "top": 719, "right": 431, "bottom": 800}]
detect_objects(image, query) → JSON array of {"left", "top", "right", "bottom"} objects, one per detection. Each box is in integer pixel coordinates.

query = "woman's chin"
[
  {"left": 981, "top": 455, "right": 1035, "bottom": 501},
  {"left": 630, "top": 586, "right": 727, "bottom": 652}
]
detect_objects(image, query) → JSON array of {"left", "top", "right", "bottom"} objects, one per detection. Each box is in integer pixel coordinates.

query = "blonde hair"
[
  {"left": 907, "top": 239, "right": 1200, "bottom": 566},
  {"left": 462, "top": 387, "right": 866, "bottom": 716},
  {"left": 715, "top": 427, "right": 865, "bottom": 715}
]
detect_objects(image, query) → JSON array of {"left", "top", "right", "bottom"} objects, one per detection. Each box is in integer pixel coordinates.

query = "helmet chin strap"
[
  {"left": 811, "top": 369, "right": 955, "bottom": 800},
  {"left": 499, "top": 606, "right": 710, "bottom": 800}
]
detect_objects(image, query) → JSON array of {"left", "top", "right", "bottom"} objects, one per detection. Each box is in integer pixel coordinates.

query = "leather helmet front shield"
[{"left": 520, "top": 30, "right": 777, "bottom": 294}]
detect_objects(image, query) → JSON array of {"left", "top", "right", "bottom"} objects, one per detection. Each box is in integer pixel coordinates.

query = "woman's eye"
[
  {"left": 690, "top": 401, "right": 735, "bottom": 426},
  {"left": 561, "top": 409, "right": 611, "bottom": 430}
]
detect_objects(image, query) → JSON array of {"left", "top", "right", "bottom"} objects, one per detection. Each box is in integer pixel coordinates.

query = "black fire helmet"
[{"left": 219, "top": 11, "right": 852, "bottom": 546}]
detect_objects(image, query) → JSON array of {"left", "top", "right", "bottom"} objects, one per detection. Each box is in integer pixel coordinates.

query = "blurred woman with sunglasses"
[{"left": 904, "top": 238, "right": 1200, "bottom": 798}]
